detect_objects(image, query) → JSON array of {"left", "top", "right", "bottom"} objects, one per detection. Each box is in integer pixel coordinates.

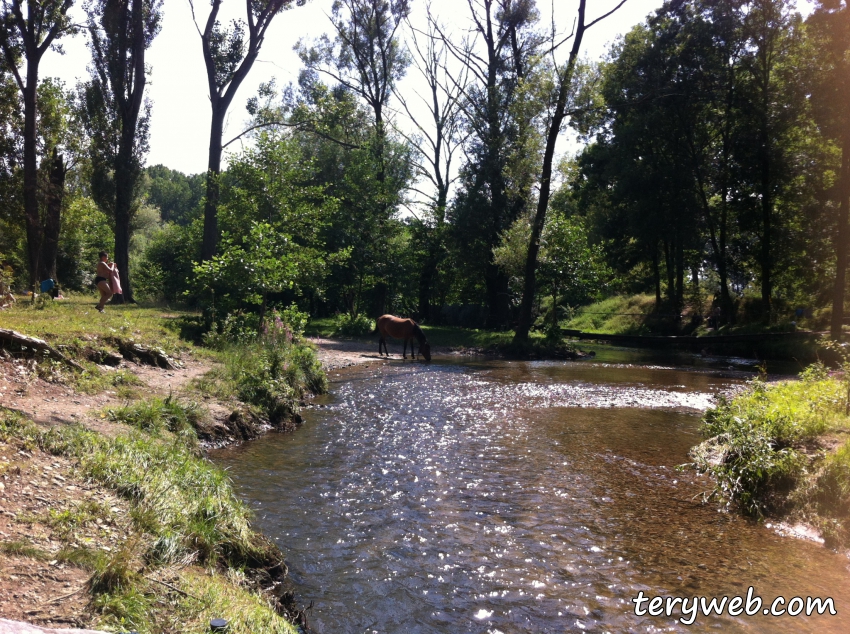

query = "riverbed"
[{"left": 210, "top": 348, "right": 850, "bottom": 633}]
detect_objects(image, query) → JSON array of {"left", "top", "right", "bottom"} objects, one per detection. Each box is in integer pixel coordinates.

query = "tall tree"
[
  {"left": 189, "top": 0, "right": 303, "bottom": 261},
  {"left": 809, "top": 1, "right": 850, "bottom": 339},
  {"left": 448, "top": 0, "right": 543, "bottom": 328},
  {"left": 738, "top": 0, "right": 799, "bottom": 321},
  {"left": 286, "top": 77, "right": 414, "bottom": 317},
  {"left": 298, "top": 0, "right": 410, "bottom": 188},
  {"left": 514, "top": 0, "right": 627, "bottom": 342},
  {"left": 82, "top": 0, "right": 162, "bottom": 302},
  {"left": 36, "top": 78, "right": 78, "bottom": 283},
  {"left": 297, "top": 0, "right": 412, "bottom": 314},
  {"left": 0, "top": 0, "right": 75, "bottom": 287},
  {"left": 396, "top": 4, "right": 467, "bottom": 320}
]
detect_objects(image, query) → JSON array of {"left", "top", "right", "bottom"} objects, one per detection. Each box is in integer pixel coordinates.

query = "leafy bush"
[
  {"left": 137, "top": 222, "right": 200, "bottom": 302},
  {"left": 691, "top": 409, "right": 802, "bottom": 517},
  {"left": 202, "top": 311, "right": 261, "bottom": 350},
  {"left": 816, "top": 439, "right": 850, "bottom": 514},
  {"left": 691, "top": 368, "right": 850, "bottom": 518},
  {"left": 203, "top": 305, "right": 308, "bottom": 349},
  {"left": 218, "top": 339, "right": 327, "bottom": 423},
  {"left": 333, "top": 312, "right": 374, "bottom": 337}
]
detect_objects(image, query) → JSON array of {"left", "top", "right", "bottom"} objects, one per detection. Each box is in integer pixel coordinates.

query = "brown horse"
[{"left": 376, "top": 315, "right": 431, "bottom": 361}]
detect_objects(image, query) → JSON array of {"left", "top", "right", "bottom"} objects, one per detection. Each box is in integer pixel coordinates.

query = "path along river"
[{"left": 210, "top": 348, "right": 850, "bottom": 633}]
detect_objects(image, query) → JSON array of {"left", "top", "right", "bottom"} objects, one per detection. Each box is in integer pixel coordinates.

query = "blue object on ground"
[{"left": 39, "top": 279, "right": 54, "bottom": 293}]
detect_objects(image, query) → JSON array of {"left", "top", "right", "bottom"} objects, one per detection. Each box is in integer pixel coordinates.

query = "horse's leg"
[
  {"left": 403, "top": 338, "right": 408, "bottom": 359},
  {"left": 411, "top": 337, "right": 417, "bottom": 359},
  {"left": 379, "top": 335, "right": 385, "bottom": 357}
]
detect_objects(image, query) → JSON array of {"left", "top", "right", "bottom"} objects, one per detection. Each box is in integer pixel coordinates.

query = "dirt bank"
[{"left": 0, "top": 334, "right": 430, "bottom": 632}]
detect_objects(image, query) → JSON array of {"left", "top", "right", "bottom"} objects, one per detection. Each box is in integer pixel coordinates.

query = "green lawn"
[{"left": 0, "top": 293, "right": 193, "bottom": 354}]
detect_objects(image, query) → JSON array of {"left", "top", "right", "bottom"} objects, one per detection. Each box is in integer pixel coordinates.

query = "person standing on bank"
[{"left": 94, "top": 251, "right": 121, "bottom": 312}]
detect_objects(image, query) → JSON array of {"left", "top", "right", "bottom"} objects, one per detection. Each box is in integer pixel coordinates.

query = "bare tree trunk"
[
  {"left": 23, "top": 67, "right": 41, "bottom": 287},
  {"left": 202, "top": 108, "right": 224, "bottom": 260},
  {"left": 114, "top": 136, "right": 135, "bottom": 302},
  {"left": 514, "top": 0, "right": 625, "bottom": 342},
  {"left": 675, "top": 233, "right": 684, "bottom": 309},
  {"left": 38, "top": 148, "right": 66, "bottom": 283},
  {"left": 653, "top": 244, "right": 662, "bottom": 308},
  {"left": 760, "top": 137, "right": 772, "bottom": 322}
]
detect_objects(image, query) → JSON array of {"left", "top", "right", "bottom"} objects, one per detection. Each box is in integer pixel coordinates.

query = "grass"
[
  {"left": 107, "top": 395, "right": 205, "bottom": 441},
  {"left": 75, "top": 365, "right": 144, "bottom": 396},
  {"left": 306, "top": 316, "right": 547, "bottom": 351},
  {"left": 0, "top": 407, "right": 297, "bottom": 633},
  {"left": 689, "top": 363, "right": 850, "bottom": 545},
  {"left": 0, "top": 295, "right": 320, "bottom": 632},
  {"left": 562, "top": 294, "right": 658, "bottom": 334},
  {"left": 419, "top": 324, "right": 523, "bottom": 350},
  {"left": 0, "top": 539, "right": 99, "bottom": 567},
  {"left": 195, "top": 339, "right": 327, "bottom": 423},
  {"left": 0, "top": 294, "right": 190, "bottom": 355}
]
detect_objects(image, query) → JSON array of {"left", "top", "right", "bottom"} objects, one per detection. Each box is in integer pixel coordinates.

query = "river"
[{"left": 210, "top": 348, "right": 850, "bottom": 633}]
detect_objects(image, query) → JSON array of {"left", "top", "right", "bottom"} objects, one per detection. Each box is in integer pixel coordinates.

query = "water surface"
[{"left": 211, "top": 352, "right": 849, "bottom": 633}]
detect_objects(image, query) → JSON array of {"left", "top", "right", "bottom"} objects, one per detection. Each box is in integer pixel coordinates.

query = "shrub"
[
  {"left": 333, "top": 312, "right": 374, "bottom": 337},
  {"left": 217, "top": 338, "right": 327, "bottom": 423},
  {"left": 691, "top": 367, "right": 850, "bottom": 518}
]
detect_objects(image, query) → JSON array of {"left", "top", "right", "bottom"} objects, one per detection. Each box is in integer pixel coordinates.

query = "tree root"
[{"left": 0, "top": 328, "right": 85, "bottom": 371}]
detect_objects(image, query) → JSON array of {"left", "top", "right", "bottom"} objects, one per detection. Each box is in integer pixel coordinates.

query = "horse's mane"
[{"left": 413, "top": 322, "right": 428, "bottom": 343}]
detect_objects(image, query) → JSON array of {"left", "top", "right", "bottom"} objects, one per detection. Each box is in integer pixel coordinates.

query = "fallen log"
[{"left": 0, "top": 328, "right": 84, "bottom": 371}]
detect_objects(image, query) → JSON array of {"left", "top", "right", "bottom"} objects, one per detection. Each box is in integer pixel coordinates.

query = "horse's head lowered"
[{"left": 419, "top": 341, "right": 432, "bottom": 362}]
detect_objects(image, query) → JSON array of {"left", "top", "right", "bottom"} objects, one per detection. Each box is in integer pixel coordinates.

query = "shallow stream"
[{"left": 211, "top": 348, "right": 850, "bottom": 633}]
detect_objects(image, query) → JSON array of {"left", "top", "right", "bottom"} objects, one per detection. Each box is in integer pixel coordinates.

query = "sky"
[{"left": 40, "top": 0, "right": 669, "bottom": 175}]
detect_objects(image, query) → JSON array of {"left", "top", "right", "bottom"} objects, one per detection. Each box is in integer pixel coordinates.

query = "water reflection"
[{"left": 211, "top": 356, "right": 849, "bottom": 633}]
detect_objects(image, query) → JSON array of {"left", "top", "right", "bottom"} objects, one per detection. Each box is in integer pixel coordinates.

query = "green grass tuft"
[
  {"left": 107, "top": 395, "right": 204, "bottom": 440},
  {"left": 0, "top": 409, "right": 279, "bottom": 570},
  {"left": 690, "top": 365, "right": 850, "bottom": 522},
  {"left": 562, "top": 294, "right": 657, "bottom": 334},
  {"left": 196, "top": 339, "right": 326, "bottom": 423}
]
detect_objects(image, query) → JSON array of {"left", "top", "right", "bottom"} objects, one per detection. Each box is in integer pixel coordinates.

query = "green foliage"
[
  {"left": 192, "top": 131, "right": 334, "bottom": 319},
  {"left": 495, "top": 211, "right": 611, "bottom": 334},
  {"left": 562, "top": 294, "right": 657, "bottom": 334},
  {"left": 107, "top": 395, "right": 204, "bottom": 441},
  {"left": 136, "top": 221, "right": 200, "bottom": 302},
  {"left": 212, "top": 339, "right": 327, "bottom": 423},
  {"left": 572, "top": 0, "right": 833, "bottom": 322},
  {"left": 202, "top": 311, "right": 261, "bottom": 350},
  {"left": 56, "top": 195, "right": 114, "bottom": 290},
  {"left": 691, "top": 368, "right": 850, "bottom": 517},
  {"left": 286, "top": 79, "right": 413, "bottom": 318},
  {"left": 333, "top": 312, "right": 374, "bottom": 337},
  {"left": 144, "top": 164, "right": 204, "bottom": 225}
]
